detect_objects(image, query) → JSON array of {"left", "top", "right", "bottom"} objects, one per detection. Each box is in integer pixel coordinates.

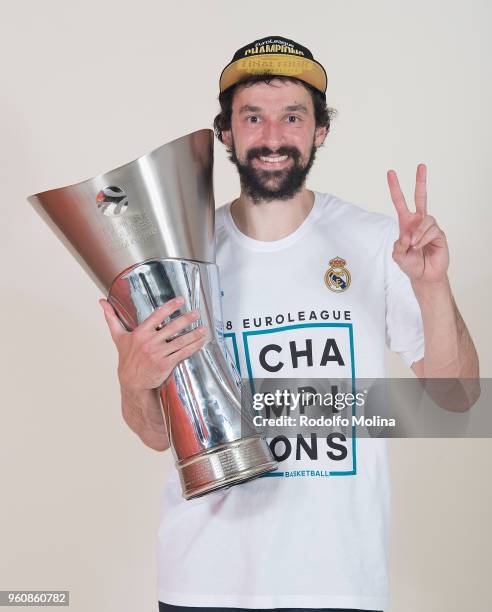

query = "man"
[{"left": 99, "top": 36, "right": 479, "bottom": 612}]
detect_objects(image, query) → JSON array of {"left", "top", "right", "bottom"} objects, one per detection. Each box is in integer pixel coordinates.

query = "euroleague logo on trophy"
[
  {"left": 324, "top": 256, "right": 351, "bottom": 292},
  {"left": 96, "top": 186, "right": 129, "bottom": 216}
]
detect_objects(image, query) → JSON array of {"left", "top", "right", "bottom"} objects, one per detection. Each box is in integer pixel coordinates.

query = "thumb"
[{"left": 99, "top": 298, "right": 126, "bottom": 341}]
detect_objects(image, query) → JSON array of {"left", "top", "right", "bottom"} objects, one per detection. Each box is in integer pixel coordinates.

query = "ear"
[
  {"left": 221, "top": 128, "right": 232, "bottom": 149},
  {"left": 314, "top": 125, "right": 327, "bottom": 148}
]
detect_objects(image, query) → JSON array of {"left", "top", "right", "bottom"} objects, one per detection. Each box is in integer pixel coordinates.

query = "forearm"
[
  {"left": 411, "top": 275, "right": 480, "bottom": 411},
  {"left": 412, "top": 275, "right": 479, "bottom": 379},
  {"left": 120, "top": 385, "right": 170, "bottom": 451}
]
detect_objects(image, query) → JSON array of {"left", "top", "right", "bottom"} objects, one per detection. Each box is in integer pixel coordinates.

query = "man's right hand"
[
  {"left": 98, "top": 296, "right": 208, "bottom": 451},
  {"left": 99, "top": 296, "right": 208, "bottom": 392}
]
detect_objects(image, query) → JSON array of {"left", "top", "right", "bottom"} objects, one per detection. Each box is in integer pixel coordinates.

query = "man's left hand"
[{"left": 387, "top": 163, "right": 449, "bottom": 283}]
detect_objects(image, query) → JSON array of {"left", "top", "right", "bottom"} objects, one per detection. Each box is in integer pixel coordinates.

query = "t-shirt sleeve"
[{"left": 384, "top": 219, "right": 425, "bottom": 367}]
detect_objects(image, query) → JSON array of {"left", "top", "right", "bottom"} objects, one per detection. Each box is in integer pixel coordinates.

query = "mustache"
[{"left": 246, "top": 146, "right": 301, "bottom": 162}]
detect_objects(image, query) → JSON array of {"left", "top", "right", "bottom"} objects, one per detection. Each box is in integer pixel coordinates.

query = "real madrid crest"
[{"left": 324, "top": 256, "right": 351, "bottom": 292}]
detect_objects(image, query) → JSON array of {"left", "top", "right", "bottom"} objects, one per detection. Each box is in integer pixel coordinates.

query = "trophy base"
[{"left": 178, "top": 436, "right": 277, "bottom": 499}]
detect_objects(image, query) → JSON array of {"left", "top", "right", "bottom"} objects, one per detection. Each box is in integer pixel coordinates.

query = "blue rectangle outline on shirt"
[{"left": 238, "top": 323, "right": 357, "bottom": 477}]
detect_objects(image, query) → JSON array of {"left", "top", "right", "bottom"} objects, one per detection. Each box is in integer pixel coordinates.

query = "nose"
[{"left": 259, "top": 120, "right": 284, "bottom": 151}]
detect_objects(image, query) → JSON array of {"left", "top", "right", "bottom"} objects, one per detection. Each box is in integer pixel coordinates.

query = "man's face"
[{"left": 222, "top": 79, "right": 327, "bottom": 202}]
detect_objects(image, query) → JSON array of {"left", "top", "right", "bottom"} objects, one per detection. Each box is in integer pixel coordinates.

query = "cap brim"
[{"left": 220, "top": 54, "right": 327, "bottom": 94}]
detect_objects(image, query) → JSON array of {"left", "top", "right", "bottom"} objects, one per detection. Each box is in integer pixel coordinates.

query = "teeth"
[{"left": 258, "top": 155, "right": 288, "bottom": 163}]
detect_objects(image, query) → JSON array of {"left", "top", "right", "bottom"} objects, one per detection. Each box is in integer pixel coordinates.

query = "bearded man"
[{"left": 100, "top": 36, "right": 479, "bottom": 612}]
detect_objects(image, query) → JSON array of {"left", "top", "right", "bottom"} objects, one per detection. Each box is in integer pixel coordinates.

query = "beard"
[{"left": 227, "top": 136, "right": 318, "bottom": 203}]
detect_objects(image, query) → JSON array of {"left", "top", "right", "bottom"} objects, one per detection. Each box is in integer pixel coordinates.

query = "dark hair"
[{"left": 213, "top": 74, "right": 337, "bottom": 144}]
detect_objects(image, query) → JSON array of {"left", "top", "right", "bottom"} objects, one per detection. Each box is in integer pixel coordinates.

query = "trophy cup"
[{"left": 28, "top": 128, "right": 277, "bottom": 499}]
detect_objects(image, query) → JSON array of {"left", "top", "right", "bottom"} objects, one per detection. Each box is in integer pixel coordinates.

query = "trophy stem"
[{"left": 109, "top": 258, "right": 278, "bottom": 498}]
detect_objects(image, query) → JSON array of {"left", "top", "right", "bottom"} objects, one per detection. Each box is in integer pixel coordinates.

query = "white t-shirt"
[{"left": 157, "top": 191, "right": 425, "bottom": 610}]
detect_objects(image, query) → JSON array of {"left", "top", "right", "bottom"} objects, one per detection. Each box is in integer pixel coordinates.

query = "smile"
[{"left": 258, "top": 155, "right": 289, "bottom": 163}]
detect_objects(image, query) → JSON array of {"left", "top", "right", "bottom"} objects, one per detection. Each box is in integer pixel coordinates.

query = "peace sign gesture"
[{"left": 387, "top": 163, "right": 449, "bottom": 283}]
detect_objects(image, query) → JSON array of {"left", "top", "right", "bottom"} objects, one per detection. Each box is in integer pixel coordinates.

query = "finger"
[
  {"left": 414, "top": 163, "right": 427, "bottom": 216},
  {"left": 166, "top": 333, "right": 208, "bottom": 367},
  {"left": 412, "top": 225, "right": 445, "bottom": 250},
  {"left": 393, "top": 233, "right": 411, "bottom": 258},
  {"left": 154, "top": 309, "right": 201, "bottom": 344},
  {"left": 387, "top": 169, "right": 409, "bottom": 220},
  {"left": 138, "top": 297, "right": 186, "bottom": 335},
  {"left": 161, "top": 326, "right": 208, "bottom": 357},
  {"left": 99, "top": 299, "right": 127, "bottom": 341},
  {"left": 410, "top": 215, "right": 436, "bottom": 246}
]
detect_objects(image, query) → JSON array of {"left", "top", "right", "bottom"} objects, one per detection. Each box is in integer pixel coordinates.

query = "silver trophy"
[{"left": 28, "top": 128, "right": 277, "bottom": 499}]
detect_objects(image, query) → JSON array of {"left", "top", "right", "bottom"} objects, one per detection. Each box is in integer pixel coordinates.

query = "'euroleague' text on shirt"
[{"left": 225, "top": 308, "right": 352, "bottom": 330}]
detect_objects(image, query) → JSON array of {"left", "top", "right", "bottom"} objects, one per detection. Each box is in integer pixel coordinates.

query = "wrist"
[
  {"left": 119, "top": 380, "right": 153, "bottom": 398},
  {"left": 411, "top": 274, "right": 451, "bottom": 299},
  {"left": 118, "top": 366, "right": 144, "bottom": 394}
]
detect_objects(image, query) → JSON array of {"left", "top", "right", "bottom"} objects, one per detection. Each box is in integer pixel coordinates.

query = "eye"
[
  {"left": 246, "top": 115, "right": 260, "bottom": 123},
  {"left": 287, "top": 115, "right": 301, "bottom": 123}
]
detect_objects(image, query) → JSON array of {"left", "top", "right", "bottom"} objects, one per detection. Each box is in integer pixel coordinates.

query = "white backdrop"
[{"left": 1, "top": 1, "right": 491, "bottom": 611}]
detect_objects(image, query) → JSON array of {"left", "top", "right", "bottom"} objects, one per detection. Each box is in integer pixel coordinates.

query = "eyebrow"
[
  {"left": 284, "top": 104, "right": 308, "bottom": 113},
  {"left": 238, "top": 103, "right": 309, "bottom": 114}
]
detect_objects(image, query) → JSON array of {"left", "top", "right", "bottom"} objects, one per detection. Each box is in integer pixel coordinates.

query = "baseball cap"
[{"left": 219, "top": 36, "right": 328, "bottom": 96}]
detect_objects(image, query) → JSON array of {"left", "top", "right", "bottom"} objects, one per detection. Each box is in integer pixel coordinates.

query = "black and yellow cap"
[{"left": 219, "top": 36, "right": 328, "bottom": 95}]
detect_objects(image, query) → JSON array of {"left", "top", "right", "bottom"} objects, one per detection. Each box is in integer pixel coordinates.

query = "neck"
[{"left": 230, "top": 186, "right": 315, "bottom": 241}]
